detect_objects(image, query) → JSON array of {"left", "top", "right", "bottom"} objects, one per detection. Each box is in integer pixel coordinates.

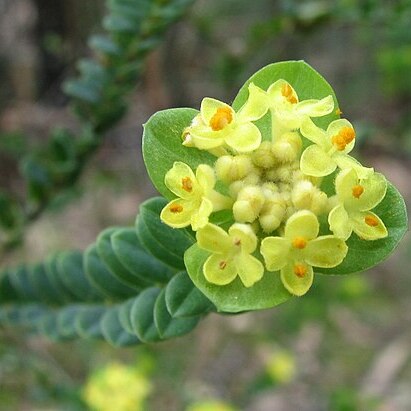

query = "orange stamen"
[
  {"left": 219, "top": 261, "right": 227, "bottom": 270},
  {"left": 294, "top": 264, "right": 307, "bottom": 278},
  {"left": 331, "top": 126, "right": 356, "bottom": 151},
  {"left": 182, "top": 177, "right": 193, "bottom": 192},
  {"left": 352, "top": 185, "right": 364, "bottom": 199},
  {"left": 365, "top": 215, "right": 379, "bottom": 227},
  {"left": 169, "top": 204, "right": 183, "bottom": 213},
  {"left": 281, "top": 83, "right": 297, "bottom": 104},
  {"left": 209, "top": 107, "right": 233, "bottom": 131},
  {"left": 292, "top": 237, "right": 307, "bottom": 249},
  {"left": 335, "top": 108, "right": 343, "bottom": 116}
]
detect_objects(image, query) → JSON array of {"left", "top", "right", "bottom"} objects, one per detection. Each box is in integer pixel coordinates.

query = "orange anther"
[
  {"left": 365, "top": 215, "right": 379, "bottom": 227},
  {"left": 281, "top": 83, "right": 297, "bottom": 104},
  {"left": 219, "top": 261, "right": 227, "bottom": 270},
  {"left": 294, "top": 264, "right": 307, "bottom": 278},
  {"left": 169, "top": 204, "right": 183, "bottom": 213},
  {"left": 336, "top": 108, "right": 343, "bottom": 116},
  {"left": 182, "top": 177, "right": 193, "bottom": 192},
  {"left": 292, "top": 237, "right": 307, "bottom": 249},
  {"left": 352, "top": 185, "right": 364, "bottom": 199},
  {"left": 331, "top": 126, "right": 355, "bottom": 151},
  {"left": 209, "top": 107, "right": 233, "bottom": 131}
]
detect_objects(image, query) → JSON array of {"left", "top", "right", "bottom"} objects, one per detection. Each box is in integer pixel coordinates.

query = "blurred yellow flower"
[
  {"left": 186, "top": 400, "right": 238, "bottom": 411},
  {"left": 266, "top": 349, "right": 296, "bottom": 384},
  {"left": 83, "top": 362, "right": 152, "bottom": 411}
]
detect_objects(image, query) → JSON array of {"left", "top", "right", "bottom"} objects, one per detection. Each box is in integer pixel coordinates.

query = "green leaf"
[
  {"left": 8, "top": 266, "right": 38, "bottom": 302},
  {"left": 165, "top": 271, "right": 214, "bottom": 317},
  {"left": 232, "top": 60, "right": 339, "bottom": 139},
  {"left": 57, "top": 251, "right": 103, "bottom": 301},
  {"left": 111, "top": 228, "right": 172, "bottom": 285},
  {"left": 75, "top": 306, "right": 106, "bottom": 339},
  {"left": 154, "top": 289, "right": 200, "bottom": 339},
  {"left": 28, "top": 263, "right": 61, "bottom": 305},
  {"left": 136, "top": 197, "right": 194, "bottom": 271},
  {"left": 0, "top": 270, "right": 21, "bottom": 302},
  {"left": 118, "top": 298, "right": 136, "bottom": 335},
  {"left": 45, "top": 255, "right": 79, "bottom": 302},
  {"left": 88, "top": 34, "right": 122, "bottom": 56},
  {"left": 318, "top": 182, "right": 408, "bottom": 275},
  {"left": 96, "top": 227, "right": 147, "bottom": 290},
  {"left": 84, "top": 245, "right": 138, "bottom": 300},
  {"left": 142, "top": 108, "right": 216, "bottom": 199},
  {"left": 100, "top": 306, "right": 140, "bottom": 347},
  {"left": 39, "top": 312, "right": 67, "bottom": 342},
  {"left": 18, "top": 304, "right": 48, "bottom": 331},
  {"left": 130, "top": 287, "right": 162, "bottom": 342},
  {"left": 56, "top": 305, "right": 83, "bottom": 340},
  {"left": 185, "top": 244, "right": 292, "bottom": 313}
]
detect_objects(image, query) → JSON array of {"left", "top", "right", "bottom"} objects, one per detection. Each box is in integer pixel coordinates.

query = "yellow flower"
[
  {"left": 328, "top": 168, "right": 388, "bottom": 240},
  {"left": 196, "top": 223, "right": 264, "bottom": 287},
  {"left": 299, "top": 116, "right": 372, "bottom": 177},
  {"left": 266, "top": 349, "right": 296, "bottom": 384},
  {"left": 161, "top": 162, "right": 231, "bottom": 231},
  {"left": 184, "top": 83, "right": 268, "bottom": 153},
  {"left": 83, "top": 363, "right": 152, "bottom": 411},
  {"left": 267, "top": 79, "right": 334, "bottom": 131},
  {"left": 261, "top": 210, "right": 348, "bottom": 296},
  {"left": 186, "top": 400, "right": 237, "bottom": 411}
]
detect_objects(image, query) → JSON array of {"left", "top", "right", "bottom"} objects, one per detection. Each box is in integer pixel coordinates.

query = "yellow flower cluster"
[{"left": 160, "top": 80, "right": 388, "bottom": 296}]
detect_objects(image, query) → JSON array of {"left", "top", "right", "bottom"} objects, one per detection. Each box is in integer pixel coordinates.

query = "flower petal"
[
  {"left": 305, "top": 236, "right": 348, "bottom": 268},
  {"left": 260, "top": 237, "right": 290, "bottom": 271},
  {"left": 203, "top": 254, "right": 238, "bottom": 285},
  {"left": 237, "top": 83, "right": 269, "bottom": 121},
  {"left": 196, "top": 223, "right": 232, "bottom": 253},
  {"left": 196, "top": 164, "right": 215, "bottom": 194},
  {"left": 191, "top": 198, "right": 213, "bottom": 231},
  {"left": 354, "top": 172, "right": 387, "bottom": 212},
  {"left": 235, "top": 253, "right": 264, "bottom": 287},
  {"left": 160, "top": 199, "right": 195, "bottom": 228},
  {"left": 225, "top": 122, "right": 261, "bottom": 153},
  {"left": 333, "top": 155, "right": 374, "bottom": 178},
  {"left": 327, "top": 119, "right": 356, "bottom": 154},
  {"left": 284, "top": 210, "right": 320, "bottom": 240},
  {"left": 335, "top": 168, "right": 358, "bottom": 202},
  {"left": 296, "top": 95, "right": 334, "bottom": 117},
  {"left": 281, "top": 263, "right": 313, "bottom": 296},
  {"left": 200, "top": 98, "right": 233, "bottom": 124},
  {"left": 190, "top": 127, "right": 226, "bottom": 150},
  {"left": 300, "top": 117, "right": 329, "bottom": 147},
  {"left": 351, "top": 211, "right": 388, "bottom": 240},
  {"left": 328, "top": 204, "right": 352, "bottom": 240},
  {"left": 164, "top": 162, "right": 197, "bottom": 199},
  {"left": 228, "top": 223, "right": 257, "bottom": 254},
  {"left": 300, "top": 144, "right": 337, "bottom": 177}
]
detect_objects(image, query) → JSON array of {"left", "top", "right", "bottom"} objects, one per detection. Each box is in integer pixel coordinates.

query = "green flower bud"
[
  {"left": 215, "top": 155, "right": 254, "bottom": 183},
  {"left": 251, "top": 141, "right": 277, "bottom": 169},
  {"left": 291, "top": 180, "right": 328, "bottom": 215},
  {"left": 233, "top": 186, "right": 265, "bottom": 223},
  {"left": 272, "top": 132, "right": 302, "bottom": 163}
]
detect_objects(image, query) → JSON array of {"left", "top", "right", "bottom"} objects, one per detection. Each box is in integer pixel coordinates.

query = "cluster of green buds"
[{"left": 159, "top": 79, "right": 388, "bottom": 297}]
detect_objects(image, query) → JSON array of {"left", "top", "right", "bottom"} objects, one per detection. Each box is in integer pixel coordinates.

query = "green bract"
[{"left": 142, "top": 60, "right": 407, "bottom": 313}]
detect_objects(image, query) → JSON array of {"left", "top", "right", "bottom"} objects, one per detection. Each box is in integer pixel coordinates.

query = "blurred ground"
[{"left": 0, "top": 1, "right": 411, "bottom": 410}]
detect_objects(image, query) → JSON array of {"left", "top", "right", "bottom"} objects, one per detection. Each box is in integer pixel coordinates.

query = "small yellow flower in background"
[
  {"left": 186, "top": 400, "right": 238, "bottom": 411},
  {"left": 196, "top": 223, "right": 264, "bottom": 287},
  {"left": 299, "top": 116, "right": 367, "bottom": 177},
  {"left": 267, "top": 79, "right": 334, "bottom": 132},
  {"left": 184, "top": 83, "right": 268, "bottom": 153},
  {"left": 328, "top": 168, "right": 388, "bottom": 240},
  {"left": 83, "top": 362, "right": 152, "bottom": 411},
  {"left": 265, "top": 349, "right": 296, "bottom": 384},
  {"left": 261, "top": 210, "right": 348, "bottom": 296},
  {"left": 161, "top": 162, "right": 231, "bottom": 231}
]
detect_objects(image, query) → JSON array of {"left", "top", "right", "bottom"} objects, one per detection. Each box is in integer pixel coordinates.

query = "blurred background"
[{"left": 0, "top": 0, "right": 410, "bottom": 410}]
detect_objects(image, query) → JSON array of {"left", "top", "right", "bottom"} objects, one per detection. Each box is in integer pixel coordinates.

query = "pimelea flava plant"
[
  {"left": 0, "top": 61, "right": 407, "bottom": 344},
  {"left": 144, "top": 61, "right": 407, "bottom": 313}
]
